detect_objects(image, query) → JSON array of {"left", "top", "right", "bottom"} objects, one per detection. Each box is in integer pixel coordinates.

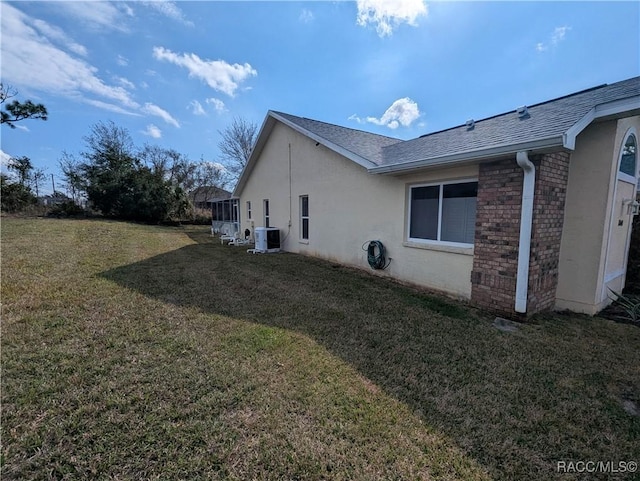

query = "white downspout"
[{"left": 515, "top": 151, "right": 535, "bottom": 313}]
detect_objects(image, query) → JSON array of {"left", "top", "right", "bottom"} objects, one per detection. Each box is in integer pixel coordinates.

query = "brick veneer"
[{"left": 470, "top": 152, "right": 571, "bottom": 316}]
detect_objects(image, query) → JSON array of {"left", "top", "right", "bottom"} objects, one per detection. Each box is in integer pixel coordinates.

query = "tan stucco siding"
[
  {"left": 238, "top": 122, "right": 478, "bottom": 298},
  {"left": 556, "top": 116, "right": 640, "bottom": 314}
]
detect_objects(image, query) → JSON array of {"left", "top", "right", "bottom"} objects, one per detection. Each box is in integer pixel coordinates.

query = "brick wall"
[
  {"left": 527, "top": 152, "right": 571, "bottom": 312},
  {"left": 470, "top": 152, "right": 570, "bottom": 317}
]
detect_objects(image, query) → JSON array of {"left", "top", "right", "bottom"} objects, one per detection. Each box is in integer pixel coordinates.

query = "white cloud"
[
  {"left": 0, "top": 4, "right": 188, "bottom": 127},
  {"left": 356, "top": 0, "right": 427, "bottom": 37},
  {"left": 142, "top": 103, "right": 180, "bottom": 128},
  {"left": 141, "top": 1, "right": 193, "bottom": 26},
  {"left": 206, "top": 97, "right": 226, "bottom": 113},
  {"left": 51, "top": 1, "right": 131, "bottom": 32},
  {"left": 31, "top": 18, "right": 88, "bottom": 56},
  {"left": 83, "top": 99, "right": 139, "bottom": 116},
  {"left": 152, "top": 46, "right": 257, "bottom": 97},
  {"left": 536, "top": 25, "right": 571, "bottom": 52},
  {"left": 1, "top": 4, "right": 138, "bottom": 113},
  {"left": 551, "top": 26, "right": 571, "bottom": 45},
  {"left": 115, "top": 76, "right": 136, "bottom": 90},
  {"left": 15, "top": 125, "right": 30, "bottom": 132},
  {"left": 189, "top": 100, "right": 206, "bottom": 116},
  {"left": 0, "top": 149, "right": 12, "bottom": 170},
  {"left": 202, "top": 161, "right": 227, "bottom": 173},
  {"left": 142, "top": 124, "right": 162, "bottom": 139},
  {"left": 300, "top": 9, "right": 314, "bottom": 23},
  {"left": 116, "top": 55, "right": 129, "bottom": 66},
  {"left": 350, "top": 97, "right": 421, "bottom": 129}
]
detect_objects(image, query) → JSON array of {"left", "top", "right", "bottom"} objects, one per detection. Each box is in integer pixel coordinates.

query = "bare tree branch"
[{"left": 217, "top": 117, "right": 257, "bottom": 183}]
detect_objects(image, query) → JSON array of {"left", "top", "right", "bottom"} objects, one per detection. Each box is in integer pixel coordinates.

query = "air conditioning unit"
[{"left": 254, "top": 227, "right": 280, "bottom": 253}]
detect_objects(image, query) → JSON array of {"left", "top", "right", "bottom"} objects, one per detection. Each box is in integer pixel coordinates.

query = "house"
[
  {"left": 200, "top": 187, "right": 240, "bottom": 235},
  {"left": 233, "top": 77, "right": 640, "bottom": 317},
  {"left": 190, "top": 186, "right": 232, "bottom": 210}
]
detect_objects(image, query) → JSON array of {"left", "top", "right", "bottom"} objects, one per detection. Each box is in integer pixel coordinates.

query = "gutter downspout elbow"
[{"left": 515, "top": 151, "right": 535, "bottom": 314}]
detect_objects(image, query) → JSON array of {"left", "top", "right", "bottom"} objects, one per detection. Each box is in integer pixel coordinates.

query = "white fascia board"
[
  {"left": 269, "top": 111, "right": 377, "bottom": 170},
  {"left": 564, "top": 96, "right": 640, "bottom": 150},
  {"left": 369, "top": 136, "right": 564, "bottom": 175}
]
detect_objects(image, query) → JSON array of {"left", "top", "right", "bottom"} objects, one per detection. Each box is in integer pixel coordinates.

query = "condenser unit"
[{"left": 254, "top": 227, "right": 280, "bottom": 253}]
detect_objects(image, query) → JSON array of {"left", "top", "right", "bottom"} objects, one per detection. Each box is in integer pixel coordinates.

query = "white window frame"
[
  {"left": 407, "top": 178, "right": 478, "bottom": 248},
  {"left": 300, "top": 195, "right": 309, "bottom": 241},
  {"left": 246, "top": 201, "right": 252, "bottom": 220},
  {"left": 617, "top": 131, "right": 637, "bottom": 185},
  {"left": 263, "top": 199, "right": 270, "bottom": 228}
]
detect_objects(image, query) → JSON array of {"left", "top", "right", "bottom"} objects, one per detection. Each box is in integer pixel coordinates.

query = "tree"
[
  {"left": 190, "top": 159, "right": 227, "bottom": 209},
  {"left": 139, "top": 144, "right": 196, "bottom": 191},
  {"left": 7, "top": 156, "right": 34, "bottom": 187},
  {"left": 78, "top": 121, "right": 190, "bottom": 222},
  {"left": 32, "top": 168, "right": 46, "bottom": 198},
  {"left": 59, "top": 151, "right": 85, "bottom": 203},
  {"left": 1, "top": 157, "right": 38, "bottom": 212},
  {"left": 1, "top": 83, "right": 48, "bottom": 129},
  {"left": 80, "top": 121, "right": 139, "bottom": 217},
  {"left": 217, "top": 117, "right": 257, "bottom": 184}
]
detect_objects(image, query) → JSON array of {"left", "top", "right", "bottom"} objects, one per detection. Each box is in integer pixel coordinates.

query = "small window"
[
  {"left": 408, "top": 181, "right": 477, "bottom": 245},
  {"left": 620, "top": 133, "right": 637, "bottom": 178},
  {"left": 300, "top": 195, "right": 309, "bottom": 240},
  {"left": 246, "top": 201, "right": 252, "bottom": 220},
  {"left": 263, "top": 199, "right": 270, "bottom": 228}
]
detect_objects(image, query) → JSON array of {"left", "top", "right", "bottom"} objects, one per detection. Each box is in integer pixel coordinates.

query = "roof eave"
[
  {"left": 269, "top": 111, "right": 377, "bottom": 170},
  {"left": 564, "top": 95, "right": 640, "bottom": 149},
  {"left": 368, "top": 136, "right": 565, "bottom": 175}
]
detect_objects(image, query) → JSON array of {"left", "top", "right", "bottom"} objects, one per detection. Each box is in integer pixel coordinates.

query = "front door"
[{"left": 603, "top": 132, "right": 638, "bottom": 299}]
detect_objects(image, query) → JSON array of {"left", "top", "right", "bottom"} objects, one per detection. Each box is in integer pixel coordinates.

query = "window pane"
[
  {"left": 620, "top": 134, "right": 637, "bottom": 177},
  {"left": 410, "top": 186, "right": 439, "bottom": 240},
  {"left": 441, "top": 182, "right": 477, "bottom": 244},
  {"left": 301, "top": 196, "right": 309, "bottom": 217},
  {"left": 302, "top": 218, "right": 309, "bottom": 239},
  {"left": 223, "top": 201, "right": 230, "bottom": 221},
  {"left": 443, "top": 182, "right": 477, "bottom": 198}
]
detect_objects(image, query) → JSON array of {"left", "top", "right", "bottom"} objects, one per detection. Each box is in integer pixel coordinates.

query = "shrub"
[
  {"left": 46, "top": 201, "right": 86, "bottom": 218},
  {"left": 607, "top": 289, "right": 640, "bottom": 324}
]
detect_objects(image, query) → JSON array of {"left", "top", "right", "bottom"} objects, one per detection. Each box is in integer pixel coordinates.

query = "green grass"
[{"left": 2, "top": 218, "right": 639, "bottom": 480}]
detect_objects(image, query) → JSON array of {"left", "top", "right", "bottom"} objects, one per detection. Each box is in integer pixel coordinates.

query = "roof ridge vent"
[
  {"left": 516, "top": 105, "right": 529, "bottom": 118},
  {"left": 465, "top": 119, "right": 475, "bottom": 130}
]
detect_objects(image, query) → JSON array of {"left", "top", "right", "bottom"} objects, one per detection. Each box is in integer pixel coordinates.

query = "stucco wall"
[
  {"left": 556, "top": 116, "right": 640, "bottom": 314},
  {"left": 238, "top": 122, "right": 478, "bottom": 298}
]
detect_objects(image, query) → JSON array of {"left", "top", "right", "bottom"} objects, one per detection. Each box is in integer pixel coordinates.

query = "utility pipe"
[{"left": 515, "top": 151, "right": 535, "bottom": 314}]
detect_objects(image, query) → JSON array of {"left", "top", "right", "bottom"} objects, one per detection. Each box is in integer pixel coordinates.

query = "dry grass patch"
[{"left": 2, "top": 218, "right": 639, "bottom": 480}]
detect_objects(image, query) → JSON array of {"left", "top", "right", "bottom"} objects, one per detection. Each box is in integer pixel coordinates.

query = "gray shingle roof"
[
  {"left": 269, "top": 77, "right": 640, "bottom": 173},
  {"left": 381, "top": 76, "right": 640, "bottom": 167},
  {"left": 271, "top": 111, "right": 403, "bottom": 165}
]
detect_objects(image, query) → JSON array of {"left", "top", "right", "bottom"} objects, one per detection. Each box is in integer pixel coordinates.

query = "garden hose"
[{"left": 362, "top": 240, "right": 390, "bottom": 270}]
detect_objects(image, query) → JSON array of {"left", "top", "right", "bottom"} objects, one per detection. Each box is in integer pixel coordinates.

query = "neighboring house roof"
[
  {"left": 234, "top": 76, "right": 640, "bottom": 195},
  {"left": 191, "top": 186, "right": 231, "bottom": 203}
]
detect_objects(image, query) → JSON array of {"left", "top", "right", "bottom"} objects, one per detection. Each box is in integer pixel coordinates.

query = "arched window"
[{"left": 620, "top": 133, "right": 637, "bottom": 178}]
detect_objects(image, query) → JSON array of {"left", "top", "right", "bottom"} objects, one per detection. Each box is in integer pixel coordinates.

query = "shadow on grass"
[{"left": 100, "top": 228, "right": 640, "bottom": 480}]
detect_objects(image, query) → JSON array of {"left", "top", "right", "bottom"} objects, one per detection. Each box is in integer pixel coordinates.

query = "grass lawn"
[{"left": 2, "top": 218, "right": 639, "bottom": 480}]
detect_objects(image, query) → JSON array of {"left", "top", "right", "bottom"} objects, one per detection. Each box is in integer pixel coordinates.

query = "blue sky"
[{"left": 1, "top": 1, "right": 639, "bottom": 194}]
